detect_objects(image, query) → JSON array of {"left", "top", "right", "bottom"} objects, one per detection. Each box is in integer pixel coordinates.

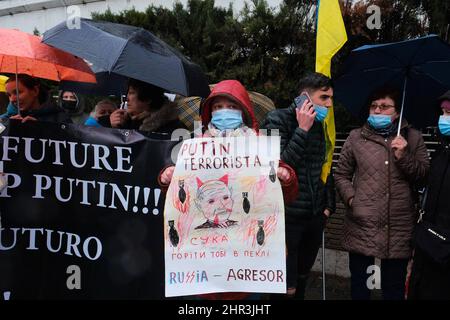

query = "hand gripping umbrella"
[{"left": 334, "top": 35, "right": 450, "bottom": 134}]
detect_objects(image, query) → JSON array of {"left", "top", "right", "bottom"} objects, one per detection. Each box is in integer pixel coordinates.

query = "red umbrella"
[{"left": 0, "top": 28, "right": 95, "bottom": 83}]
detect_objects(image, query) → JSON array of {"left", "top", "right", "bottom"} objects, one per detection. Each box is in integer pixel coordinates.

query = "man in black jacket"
[{"left": 262, "top": 72, "right": 336, "bottom": 299}]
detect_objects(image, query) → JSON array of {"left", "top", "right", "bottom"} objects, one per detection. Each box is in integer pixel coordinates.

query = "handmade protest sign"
[
  {"left": 0, "top": 120, "right": 178, "bottom": 299},
  {"left": 164, "top": 136, "right": 286, "bottom": 297}
]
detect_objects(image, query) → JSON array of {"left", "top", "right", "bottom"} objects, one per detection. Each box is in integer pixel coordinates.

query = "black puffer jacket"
[
  {"left": 424, "top": 136, "right": 450, "bottom": 228},
  {"left": 22, "top": 102, "right": 72, "bottom": 123},
  {"left": 409, "top": 135, "right": 450, "bottom": 300},
  {"left": 261, "top": 104, "right": 336, "bottom": 221}
]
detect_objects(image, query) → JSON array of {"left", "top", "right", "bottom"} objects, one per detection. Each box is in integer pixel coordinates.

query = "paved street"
[{"left": 305, "top": 272, "right": 383, "bottom": 300}]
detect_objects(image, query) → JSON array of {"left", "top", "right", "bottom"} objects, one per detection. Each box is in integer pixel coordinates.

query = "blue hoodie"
[{"left": 84, "top": 116, "right": 101, "bottom": 127}]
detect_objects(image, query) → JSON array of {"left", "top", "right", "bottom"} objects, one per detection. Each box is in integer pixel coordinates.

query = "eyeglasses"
[{"left": 369, "top": 104, "right": 395, "bottom": 111}]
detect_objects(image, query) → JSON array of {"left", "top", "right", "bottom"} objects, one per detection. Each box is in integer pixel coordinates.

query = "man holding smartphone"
[{"left": 262, "top": 72, "right": 336, "bottom": 299}]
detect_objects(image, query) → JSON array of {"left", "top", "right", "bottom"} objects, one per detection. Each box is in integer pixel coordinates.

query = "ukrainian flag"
[{"left": 315, "top": 0, "right": 347, "bottom": 183}]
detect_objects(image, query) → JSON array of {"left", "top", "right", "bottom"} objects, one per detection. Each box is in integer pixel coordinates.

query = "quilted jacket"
[
  {"left": 335, "top": 121, "right": 429, "bottom": 259},
  {"left": 261, "top": 104, "right": 336, "bottom": 221}
]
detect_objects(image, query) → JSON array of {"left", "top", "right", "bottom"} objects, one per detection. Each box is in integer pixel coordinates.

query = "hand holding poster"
[{"left": 164, "top": 135, "right": 286, "bottom": 297}]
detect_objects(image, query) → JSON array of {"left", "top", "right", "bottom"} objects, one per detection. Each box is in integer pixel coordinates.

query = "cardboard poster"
[{"left": 164, "top": 136, "right": 286, "bottom": 297}]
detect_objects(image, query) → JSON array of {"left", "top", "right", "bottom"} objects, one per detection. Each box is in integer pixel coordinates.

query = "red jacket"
[
  {"left": 160, "top": 80, "right": 298, "bottom": 203},
  {"left": 159, "top": 80, "right": 298, "bottom": 300}
]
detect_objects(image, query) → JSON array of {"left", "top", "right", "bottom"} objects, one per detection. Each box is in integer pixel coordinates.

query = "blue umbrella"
[
  {"left": 334, "top": 34, "right": 450, "bottom": 133},
  {"left": 42, "top": 18, "right": 210, "bottom": 98}
]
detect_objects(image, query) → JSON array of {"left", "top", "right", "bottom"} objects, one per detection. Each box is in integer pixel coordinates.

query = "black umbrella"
[
  {"left": 43, "top": 18, "right": 210, "bottom": 97},
  {"left": 59, "top": 70, "right": 128, "bottom": 96}
]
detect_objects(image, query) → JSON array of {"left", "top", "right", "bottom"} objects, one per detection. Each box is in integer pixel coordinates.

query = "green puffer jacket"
[{"left": 261, "top": 104, "right": 336, "bottom": 221}]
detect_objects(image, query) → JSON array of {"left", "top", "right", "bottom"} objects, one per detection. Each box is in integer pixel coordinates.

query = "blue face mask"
[
  {"left": 368, "top": 114, "right": 392, "bottom": 129},
  {"left": 438, "top": 115, "right": 450, "bottom": 136},
  {"left": 314, "top": 105, "right": 328, "bottom": 122},
  {"left": 211, "top": 109, "right": 243, "bottom": 131}
]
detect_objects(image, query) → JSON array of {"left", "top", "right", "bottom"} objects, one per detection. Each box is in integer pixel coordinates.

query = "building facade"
[{"left": 0, "top": 0, "right": 268, "bottom": 34}]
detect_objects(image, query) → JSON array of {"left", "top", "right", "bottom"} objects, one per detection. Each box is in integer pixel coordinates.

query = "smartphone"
[{"left": 294, "top": 93, "right": 310, "bottom": 109}]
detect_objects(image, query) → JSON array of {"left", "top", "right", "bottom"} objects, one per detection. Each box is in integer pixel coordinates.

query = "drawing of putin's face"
[{"left": 195, "top": 175, "right": 234, "bottom": 224}]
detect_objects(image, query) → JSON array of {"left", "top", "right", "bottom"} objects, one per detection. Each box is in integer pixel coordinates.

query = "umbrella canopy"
[
  {"left": 176, "top": 87, "right": 276, "bottom": 131},
  {"left": 43, "top": 19, "right": 210, "bottom": 98},
  {"left": 59, "top": 71, "right": 128, "bottom": 96},
  {"left": 0, "top": 28, "right": 95, "bottom": 83},
  {"left": 334, "top": 34, "right": 450, "bottom": 130},
  {"left": 176, "top": 96, "right": 203, "bottom": 130}
]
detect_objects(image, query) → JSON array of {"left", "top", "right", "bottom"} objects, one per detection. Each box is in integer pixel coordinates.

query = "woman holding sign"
[{"left": 159, "top": 80, "right": 298, "bottom": 203}]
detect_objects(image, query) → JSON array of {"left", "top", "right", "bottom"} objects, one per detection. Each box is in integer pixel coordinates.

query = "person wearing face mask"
[
  {"left": 201, "top": 80, "right": 298, "bottom": 205},
  {"left": 334, "top": 86, "right": 429, "bottom": 300},
  {"left": 160, "top": 80, "right": 298, "bottom": 202},
  {"left": 58, "top": 91, "right": 88, "bottom": 125},
  {"left": 408, "top": 91, "right": 450, "bottom": 300},
  {"left": 158, "top": 80, "right": 299, "bottom": 300},
  {"left": 261, "top": 72, "right": 336, "bottom": 299},
  {"left": 84, "top": 99, "right": 118, "bottom": 127},
  {"left": 59, "top": 91, "right": 78, "bottom": 111}
]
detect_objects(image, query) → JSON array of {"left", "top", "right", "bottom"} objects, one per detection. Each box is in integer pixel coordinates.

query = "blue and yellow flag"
[{"left": 316, "top": 0, "right": 347, "bottom": 183}]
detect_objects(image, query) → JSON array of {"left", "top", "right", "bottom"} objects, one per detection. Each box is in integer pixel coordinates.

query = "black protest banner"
[{"left": 0, "top": 120, "right": 179, "bottom": 299}]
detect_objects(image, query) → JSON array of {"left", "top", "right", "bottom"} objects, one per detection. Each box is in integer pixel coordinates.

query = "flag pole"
[
  {"left": 315, "top": 0, "right": 347, "bottom": 301},
  {"left": 316, "top": 0, "right": 327, "bottom": 301}
]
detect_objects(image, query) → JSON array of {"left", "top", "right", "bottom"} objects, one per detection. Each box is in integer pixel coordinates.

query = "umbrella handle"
[
  {"left": 15, "top": 58, "right": 20, "bottom": 117},
  {"left": 120, "top": 94, "right": 128, "bottom": 110},
  {"left": 397, "top": 77, "right": 408, "bottom": 136}
]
